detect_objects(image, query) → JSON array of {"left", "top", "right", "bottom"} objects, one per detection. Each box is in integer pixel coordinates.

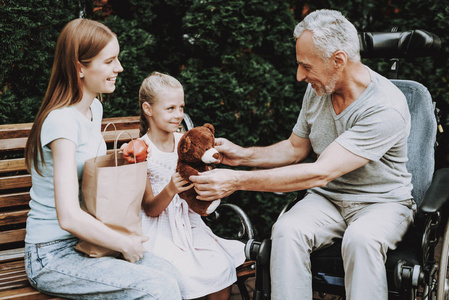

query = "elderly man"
[{"left": 190, "top": 9, "right": 415, "bottom": 299}]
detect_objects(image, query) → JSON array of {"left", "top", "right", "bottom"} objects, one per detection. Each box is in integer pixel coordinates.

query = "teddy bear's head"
[{"left": 178, "top": 123, "right": 218, "bottom": 164}]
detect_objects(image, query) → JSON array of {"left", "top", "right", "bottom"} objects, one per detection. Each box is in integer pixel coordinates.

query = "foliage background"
[{"left": 1, "top": 0, "right": 448, "bottom": 239}]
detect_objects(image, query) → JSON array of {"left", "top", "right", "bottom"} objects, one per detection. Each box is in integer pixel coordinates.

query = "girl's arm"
[
  {"left": 51, "top": 138, "right": 147, "bottom": 263},
  {"left": 142, "top": 173, "right": 193, "bottom": 217}
]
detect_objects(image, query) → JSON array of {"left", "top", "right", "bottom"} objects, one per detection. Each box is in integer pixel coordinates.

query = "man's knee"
[
  {"left": 272, "top": 213, "right": 314, "bottom": 247},
  {"left": 342, "top": 225, "right": 384, "bottom": 256}
]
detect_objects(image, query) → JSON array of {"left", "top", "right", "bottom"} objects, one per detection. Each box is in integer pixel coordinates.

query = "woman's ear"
[
  {"left": 142, "top": 102, "right": 152, "bottom": 117},
  {"left": 78, "top": 62, "right": 85, "bottom": 79}
]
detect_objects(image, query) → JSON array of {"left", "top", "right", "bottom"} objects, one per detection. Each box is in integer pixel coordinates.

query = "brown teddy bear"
[{"left": 176, "top": 123, "right": 221, "bottom": 216}]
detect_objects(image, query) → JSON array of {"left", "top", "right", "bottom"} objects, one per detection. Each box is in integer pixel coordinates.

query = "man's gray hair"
[{"left": 293, "top": 9, "right": 361, "bottom": 62}]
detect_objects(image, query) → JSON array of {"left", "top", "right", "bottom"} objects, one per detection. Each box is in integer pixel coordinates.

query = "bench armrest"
[{"left": 418, "top": 168, "right": 449, "bottom": 214}]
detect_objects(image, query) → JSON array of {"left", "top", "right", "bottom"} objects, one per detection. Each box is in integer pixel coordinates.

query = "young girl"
[
  {"left": 24, "top": 19, "right": 182, "bottom": 299},
  {"left": 138, "top": 72, "right": 245, "bottom": 300}
]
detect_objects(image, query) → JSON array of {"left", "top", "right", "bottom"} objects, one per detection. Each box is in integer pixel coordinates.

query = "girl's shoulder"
[{"left": 174, "top": 131, "right": 184, "bottom": 142}]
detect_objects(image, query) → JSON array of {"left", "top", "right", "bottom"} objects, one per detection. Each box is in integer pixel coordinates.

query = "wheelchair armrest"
[
  {"left": 359, "top": 30, "right": 442, "bottom": 58},
  {"left": 418, "top": 168, "right": 449, "bottom": 214}
]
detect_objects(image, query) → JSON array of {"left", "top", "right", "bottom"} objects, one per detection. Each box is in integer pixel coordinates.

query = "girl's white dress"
[{"left": 140, "top": 132, "right": 246, "bottom": 299}]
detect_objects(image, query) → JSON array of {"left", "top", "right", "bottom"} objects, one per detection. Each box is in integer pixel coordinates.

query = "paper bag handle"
[
  {"left": 94, "top": 122, "right": 117, "bottom": 162},
  {"left": 114, "top": 130, "right": 138, "bottom": 166},
  {"left": 95, "top": 122, "right": 139, "bottom": 166}
]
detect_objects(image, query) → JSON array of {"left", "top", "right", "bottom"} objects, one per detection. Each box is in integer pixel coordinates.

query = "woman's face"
[{"left": 80, "top": 36, "right": 123, "bottom": 98}]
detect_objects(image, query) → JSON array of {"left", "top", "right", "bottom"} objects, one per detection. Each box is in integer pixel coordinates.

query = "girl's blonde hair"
[
  {"left": 25, "top": 18, "right": 116, "bottom": 175},
  {"left": 138, "top": 72, "right": 183, "bottom": 136}
]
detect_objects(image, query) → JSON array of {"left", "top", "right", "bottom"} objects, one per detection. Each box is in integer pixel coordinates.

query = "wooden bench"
[{"left": 0, "top": 116, "right": 255, "bottom": 299}]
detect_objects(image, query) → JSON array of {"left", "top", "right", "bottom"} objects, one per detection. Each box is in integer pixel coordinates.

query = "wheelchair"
[{"left": 245, "top": 29, "right": 448, "bottom": 299}]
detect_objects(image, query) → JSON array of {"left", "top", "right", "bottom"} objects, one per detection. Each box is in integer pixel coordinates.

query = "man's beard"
[{"left": 313, "top": 72, "right": 339, "bottom": 96}]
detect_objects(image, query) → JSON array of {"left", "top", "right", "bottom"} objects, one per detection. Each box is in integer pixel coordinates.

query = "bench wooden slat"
[
  {"left": 0, "top": 175, "right": 31, "bottom": 190},
  {"left": 0, "top": 192, "right": 31, "bottom": 209},
  {"left": 100, "top": 116, "right": 140, "bottom": 130},
  {"left": 0, "top": 250, "right": 24, "bottom": 264},
  {"left": 0, "top": 116, "right": 140, "bottom": 140},
  {"left": 236, "top": 260, "right": 256, "bottom": 278},
  {"left": 0, "top": 210, "right": 28, "bottom": 227},
  {"left": 0, "top": 117, "right": 141, "bottom": 152},
  {"left": 0, "top": 273, "right": 29, "bottom": 291},
  {"left": 0, "top": 286, "right": 62, "bottom": 299},
  {"left": 0, "top": 123, "right": 31, "bottom": 139},
  {"left": 102, "top": 129, "right": 140, "bottom": 144},
  {"left": 0, "top": 138, "right": 27, "bottom": 152},
  {"left": 0, "top": 159, "right": 27, "bottom": 174},
  {"left": 0, "top": 229, "right": 26, "bottom": 245},
  {"left": 0, "top": 261, "right": 28, "bottom": 292},
  {"left": 0, "top": 261, "right": 24, "bottom": 272}
]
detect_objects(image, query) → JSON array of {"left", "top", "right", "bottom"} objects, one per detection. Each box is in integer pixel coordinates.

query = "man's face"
[{"left": 295, "top": 30, "right": 339, "bottom": 96}]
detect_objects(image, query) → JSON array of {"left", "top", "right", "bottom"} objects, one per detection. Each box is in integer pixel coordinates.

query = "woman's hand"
[{"left": 120, "top": 235, "right": 149, "bottom": 263}]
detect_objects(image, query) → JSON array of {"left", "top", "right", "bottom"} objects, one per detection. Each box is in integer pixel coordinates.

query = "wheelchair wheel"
[{"left": 437, "top": 220, "right": 449, "bottom": 299}]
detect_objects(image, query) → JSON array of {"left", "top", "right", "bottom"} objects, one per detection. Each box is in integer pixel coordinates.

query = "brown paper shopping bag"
[{"left": 75, "top": 128, "right": 147, "bottom": 258}]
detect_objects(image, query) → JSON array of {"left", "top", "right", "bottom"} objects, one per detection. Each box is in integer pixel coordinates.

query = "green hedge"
[{"left": 1, "top": 0, "right": 448, "bottom": 239}]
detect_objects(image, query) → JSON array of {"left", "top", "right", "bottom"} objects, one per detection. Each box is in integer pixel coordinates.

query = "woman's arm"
[{"left": 51, "top": 138, "right": 147, "bottom": 263}]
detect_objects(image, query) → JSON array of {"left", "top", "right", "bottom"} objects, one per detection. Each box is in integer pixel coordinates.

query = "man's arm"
[
  {"left": 215, "top": 133, "right": 312, "bottom": 168},
  {"left": 191, "top": 141, "right": 369, "bottom": 200}
]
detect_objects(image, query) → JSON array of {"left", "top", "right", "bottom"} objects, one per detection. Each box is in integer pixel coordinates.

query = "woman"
[{"left": 24, "top": 18, "right": 182, "bottom": 299}]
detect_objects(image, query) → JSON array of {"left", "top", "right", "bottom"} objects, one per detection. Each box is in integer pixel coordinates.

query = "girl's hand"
[
  {"left": 167, "top": 172, "right": 193, "bottom": 195},
  {"left": 121, "top": 235, "right": 149, "bottom": 263},
  {"left": 120, "top": 138, "right": 151, "bottom": 160}
]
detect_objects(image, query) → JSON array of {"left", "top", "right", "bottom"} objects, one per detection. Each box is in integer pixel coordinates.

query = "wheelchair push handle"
[{"left": 359, "top": 29, "right": 442, "bottom": 59}]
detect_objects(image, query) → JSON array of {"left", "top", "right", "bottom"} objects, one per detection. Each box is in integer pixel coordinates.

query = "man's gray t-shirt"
[{"left": 293, "top": 67, "right": 412, "bottom": 202}]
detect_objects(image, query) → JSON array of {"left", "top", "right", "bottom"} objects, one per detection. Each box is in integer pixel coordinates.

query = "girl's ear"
[{"left": 142, "top": 102, "right": 152, "bottom": 117}]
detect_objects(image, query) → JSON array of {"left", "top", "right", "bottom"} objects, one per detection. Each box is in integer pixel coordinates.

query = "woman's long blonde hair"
[
  {"left": 25, "top": 18, "right": 116, "bottom": 175},
  {"left": 138, "top": 72, "right": 183, "bottom": 137}
]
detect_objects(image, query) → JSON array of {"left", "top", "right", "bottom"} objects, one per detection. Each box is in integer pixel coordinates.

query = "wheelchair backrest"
[{"left": 391, "top": 80, "right": 437, "bottom": 205}]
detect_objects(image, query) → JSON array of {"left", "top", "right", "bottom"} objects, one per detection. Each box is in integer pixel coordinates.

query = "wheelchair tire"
[{"left": 437, "top": 219, "right": 449, "bottom": 299}]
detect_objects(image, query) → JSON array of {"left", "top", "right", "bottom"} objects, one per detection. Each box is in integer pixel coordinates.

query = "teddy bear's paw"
[{"left": 206, "top": 199, "right": 221, "bottom": 215}]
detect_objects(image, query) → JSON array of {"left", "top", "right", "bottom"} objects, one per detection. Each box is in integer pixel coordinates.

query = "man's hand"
[
  {"left": 189, "top": 168, "right": 239, "bottom": 200},
  {"left": 214, "top": 137, "right": 247, "bottom": 166}
]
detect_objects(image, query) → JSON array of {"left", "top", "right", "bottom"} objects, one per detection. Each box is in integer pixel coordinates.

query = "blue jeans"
[{"left": 25, "top": 238, "right": 183, "bottom": 299}]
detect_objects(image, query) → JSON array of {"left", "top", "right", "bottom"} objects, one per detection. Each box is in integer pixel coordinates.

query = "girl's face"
[
  {"left": 80, "top": 36, "right": 123, "bottom": 99},
  {"left": 146, "top": 87, "right": 185, "bottom": 134}
]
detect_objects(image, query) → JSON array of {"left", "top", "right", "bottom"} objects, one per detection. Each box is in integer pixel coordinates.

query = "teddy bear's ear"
[
  {"left": 179, "top": 136, "right": 191, "bottom": 153},
  {"left": 203, "top": 123, "right": 215, "bottom": 135}
]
